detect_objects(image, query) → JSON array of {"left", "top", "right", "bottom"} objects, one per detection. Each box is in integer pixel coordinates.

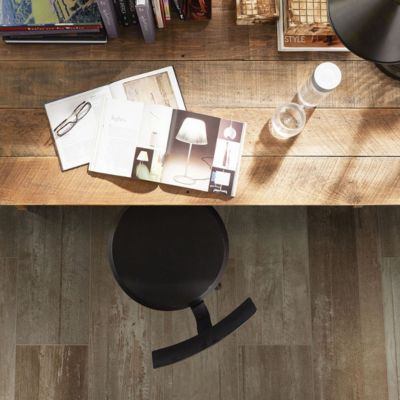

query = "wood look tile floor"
[{"left": 0, "top": 206, "right": 399, "bottom": 400}]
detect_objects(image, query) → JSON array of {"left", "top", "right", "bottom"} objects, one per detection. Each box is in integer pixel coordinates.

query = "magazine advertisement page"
[{"left": 161, "top": 110, "right": 245, "bottom": 196}]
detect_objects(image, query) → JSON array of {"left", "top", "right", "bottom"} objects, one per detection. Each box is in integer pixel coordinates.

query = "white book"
[
  {"left": 89, "top": 98, "right": 247, "bottom": 197},
  {"left": 45, "top": 66, "right": 185, "bottom": 171}
]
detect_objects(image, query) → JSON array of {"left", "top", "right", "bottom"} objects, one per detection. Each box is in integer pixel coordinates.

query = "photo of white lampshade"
[
  {"left": 174, "top": 117, "right": 208, "bottom": 185},
  {"left": 176, "top": 118, "right": 208, "bottom": 146},
  {"left": 223, "top": 126, "right": 237, "bottom": 140},
  {"left": 137, "top": 150, "right": 149, "bottom": 162},
  {"left": 136, "top": 150, "right": 150, "bottom": 180}
]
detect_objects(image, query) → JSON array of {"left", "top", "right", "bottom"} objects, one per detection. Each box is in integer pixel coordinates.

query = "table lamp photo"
[
  {"left": 135, "top": 150, "right": 150, "bottom": 179},
  {"left": 328, "top": 0, "right": 400, "bottom": 80},
  {"left": 174, "top": 117, "right": 208, "bottom": 185}
]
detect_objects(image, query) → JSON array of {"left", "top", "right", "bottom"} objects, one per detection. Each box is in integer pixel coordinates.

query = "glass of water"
[{"left": 270, "top": 103, "right": 306, "bottom": 140}]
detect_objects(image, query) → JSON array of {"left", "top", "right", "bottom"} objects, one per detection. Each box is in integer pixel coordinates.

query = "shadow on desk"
[
  {"left": 89, "top": 171, "right": 232, "bottom": 202},
  {"left": 251, "top": 121, "right": 299, "bottom": 185},
  {"left": 160, "top": 183, "right": 233, "bottom": 203},
  {"left": 89, "top": 171, "right": 158, "bottom": 195}
]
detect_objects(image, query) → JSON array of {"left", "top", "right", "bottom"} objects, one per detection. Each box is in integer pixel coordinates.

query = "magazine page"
[
  {"left": 160, "top": 110, "right": 246, "bottom": 197},
  {"left": 131, "top": 104, "right": 173, "bottom": 183},
  {"left": 108, "top": 66, "right": 186, "bottom": 110},
  {"left": 89, "top": 98, "right": 145, "bottom": 177},
  {"left": 44, "top": 86, "right": 111, "bottom": 171}
]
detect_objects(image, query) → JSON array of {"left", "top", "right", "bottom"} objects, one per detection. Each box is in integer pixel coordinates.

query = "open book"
[
  {"left": 89, "top": 98, "right": 246, "bottom": 197},
  {"left": 45, "top": 67, "right": 185, "bottom": 171}
]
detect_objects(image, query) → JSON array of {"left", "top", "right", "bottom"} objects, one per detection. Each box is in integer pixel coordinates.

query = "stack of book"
[
  {"left": 1, "top": 0, "right": 212, "bottom": 44},
  {"left": 101, "top": 0, "right": 212, "bottom": 43},
  {"left": 1, "top": 0, "right": 107, "bottom": 43}
]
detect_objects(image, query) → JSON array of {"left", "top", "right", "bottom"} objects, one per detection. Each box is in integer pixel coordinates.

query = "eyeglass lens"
[
  {"left": 74, "top": 102, "right": 91, "bottom": 120},
  {"left": 55, "top": 101, "right": 92, "bottom": 137},
  {"left": 56, "top": 122, "right": 75, "bottom": 136}
]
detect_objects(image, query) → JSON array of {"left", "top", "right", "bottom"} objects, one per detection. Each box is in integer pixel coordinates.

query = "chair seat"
[{"left": 110, "top": 206, "right": 228, "bottom": 311}]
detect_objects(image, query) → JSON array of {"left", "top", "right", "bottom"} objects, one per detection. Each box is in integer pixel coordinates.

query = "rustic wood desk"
[{"left": 1, "top": 1, "right": 399, "bottom": 206}]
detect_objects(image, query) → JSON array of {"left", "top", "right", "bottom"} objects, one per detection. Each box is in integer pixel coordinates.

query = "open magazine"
[
  {"left": 45, "top": 67, "right": 185, "bottom": 171},
  {"left": 89, "top": 99, "right": 246, "bottom": 197}
]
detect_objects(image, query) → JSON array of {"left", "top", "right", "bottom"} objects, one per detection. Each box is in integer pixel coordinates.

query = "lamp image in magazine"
[
  {"left": 161, "top": 110, "right": 245, "bottom": 195},
  {"left": 89, "top": 99, "right": 246, "bottom": 197}
]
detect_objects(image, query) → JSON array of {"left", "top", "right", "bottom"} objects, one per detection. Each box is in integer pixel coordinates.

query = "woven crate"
[
  {"left": 285, "top": 0, "right": 334, "bottom": 35},
  {"left": 236, "top": 0, "right": 280, "bottom": 24}
]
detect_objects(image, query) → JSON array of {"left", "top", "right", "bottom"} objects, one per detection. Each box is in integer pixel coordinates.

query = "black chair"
[{"left": 109, "top": 206, "right": 256, "bottom": 368}]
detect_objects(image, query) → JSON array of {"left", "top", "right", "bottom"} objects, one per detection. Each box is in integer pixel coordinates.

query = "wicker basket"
[{"left": 236, "top": 0, "right": 280, "bottom": 24}]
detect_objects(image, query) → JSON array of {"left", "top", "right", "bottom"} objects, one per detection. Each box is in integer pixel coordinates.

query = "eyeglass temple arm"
[{"left": 152, "top": 298, "right": 256, "bottom": 369}]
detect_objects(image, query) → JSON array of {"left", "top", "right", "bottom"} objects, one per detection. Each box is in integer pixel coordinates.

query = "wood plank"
[
  {"left": 382, "top": 258, "right": 400, "bottom": 400},
  {"left": 89, "top": 207, "right": 152, "bottom": 400},
  {"left": 16, "top": 208, "right": 90, "bottom": 344},
  {"left": 355, "top": 208, "right": 389, "bottom": 400},
  {"left": 59, "top": 207, "right": 91, "bottom": 344},
  {"left": 0, "top": 61, "right": 398, "bottom": 109},
  {"left": 279, "top": 207, "right": 311, "bottom": 345},
  {"left": 15, "top": 345, "right": 88, "bottom": 400},
  {"left": 2, "top": 108, "right": 400, "bottom": 158},
  {"left": 217, "top": 207, "right": 311, "bottom": 345},
  {"left": 0, "top": 156, "right": 400, "bottom": 205},
  {"left": 379, "top": 208, "right": 400, "bottom": 257},
  {"left": 0, "top": 207, "right": 19, "bottom": 257},
  {"left": 16, "top": 208, "right": 63, "bottom": 344},
  {"left": 308, "top": 208, "right": 364, "bottom": 400},
  {"left": 240, "top": 345, "right": 314, "bottom": 400},
  {"left": 0, "top": 258, "right": 17, "bottom": 400},
  {"left": 0, "top": 110, "right": 53, "bottom": 157}
]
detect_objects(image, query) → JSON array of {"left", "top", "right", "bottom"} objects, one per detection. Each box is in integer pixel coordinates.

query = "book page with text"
[{"left": 89, "top": 99, "right": 145, "bottom": 177}]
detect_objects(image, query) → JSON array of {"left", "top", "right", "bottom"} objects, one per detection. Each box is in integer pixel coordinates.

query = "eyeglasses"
[{"left": 54, "top": 101, "right": 92, "bottom": 137}]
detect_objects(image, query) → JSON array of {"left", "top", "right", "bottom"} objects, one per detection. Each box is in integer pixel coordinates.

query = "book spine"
[
  {"left": 126, "top": 0, "right": 139, "bottom": 24},
  {"left": 117, "top": 0, "right": 131, "bottom": 26},
  {"left": 163, "top": 0, "right": 171, "bottom": 20},
  {"left": 159, "top": 0, "right": 167, "bottom": 24},
  {"left": 112, "top": 0, "right": 123, "bottom": 25},
  {"left": 135, "top": 0, "right": 156, "bottom": 43},
  {"left": 0, "top": 24, "right": 101, "bottom": 31},
  {"left": 151, "top": 0, "right": 164, "bottom": 28},
  {"left": 0, "top": 25, "right": 101, "bottom": 36},
  {"left": 187, "top": 0, "right": 211, "bottom": 20},
  {"left": 96, "top": 0, "right": 119, "bottom": 37}
]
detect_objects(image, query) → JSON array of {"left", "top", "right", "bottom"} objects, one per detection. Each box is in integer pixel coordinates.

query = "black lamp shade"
[{"left": 328, "top": 0, "right": 400, "bottom": 64}]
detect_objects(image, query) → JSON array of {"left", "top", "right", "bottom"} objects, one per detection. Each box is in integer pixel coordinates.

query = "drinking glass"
[{"left": 270, "top": 103, "right": 306, "bottom": 140}]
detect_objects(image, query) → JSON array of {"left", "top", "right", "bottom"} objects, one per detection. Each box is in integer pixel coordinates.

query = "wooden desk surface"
[{"left": 1, "top": 0, "right": 400, "bottom": 206}]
